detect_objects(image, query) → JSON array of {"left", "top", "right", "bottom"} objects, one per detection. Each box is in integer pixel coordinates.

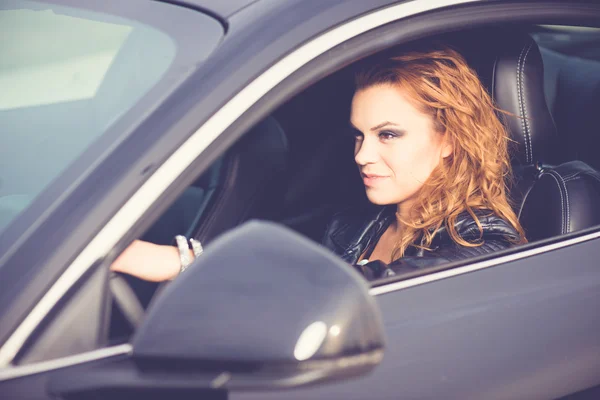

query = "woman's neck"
[{"left": 396, "top": 200, "right": 414, "bottom": 222}]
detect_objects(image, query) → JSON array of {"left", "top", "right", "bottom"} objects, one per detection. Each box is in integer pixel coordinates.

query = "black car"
[{"left": 2, "top": 0, "right": 600, "bottom": 399}]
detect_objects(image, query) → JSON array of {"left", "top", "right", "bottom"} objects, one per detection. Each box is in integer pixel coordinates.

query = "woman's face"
[{"left": 350, "top": 84, "right": 451, "bottom": 215}]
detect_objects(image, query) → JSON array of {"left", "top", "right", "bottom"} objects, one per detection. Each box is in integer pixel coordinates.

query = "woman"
[
  {"left": 321, "top": 46, "right": 526, "bottom": 280},
  {"left": 111, "top": 45, "right": 526, "bottom": 282}
]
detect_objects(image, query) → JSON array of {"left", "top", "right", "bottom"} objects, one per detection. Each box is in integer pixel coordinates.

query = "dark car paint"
[
  {"left": 4, "top": 231, "right": 600, "bottom": 400},
  {"left": 236, "top": 237, "right": 600, "bottom": 399},
  {"left": 170, "top": 0, "right": 260, "bottom": 19},
  {"left": 2, "top": 0, "right": 600, "bottom": 399}
]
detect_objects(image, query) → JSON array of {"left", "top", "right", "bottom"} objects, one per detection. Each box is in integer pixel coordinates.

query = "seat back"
[
  {"left": 141, "top": 116, "right": 289, "bottom": 246},
  {"left": 491, "top": 33, "right": 600, "bottom": 241},
  {"left": 519, "top": 161, "right": 600, "bottom": 241},
  {"left": 273, "top": 72, "right": 365, "bottom": 241},
  {"left": 190, "top": 116, "right": 289, "bottom": 243}
]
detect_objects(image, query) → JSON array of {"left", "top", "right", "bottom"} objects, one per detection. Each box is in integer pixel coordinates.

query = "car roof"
[{"left": 171, "top": 0, "right": 261, "bottom": 19}]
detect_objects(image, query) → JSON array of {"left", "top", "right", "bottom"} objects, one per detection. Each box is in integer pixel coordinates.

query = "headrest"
[
  {"left": 491, "top": 33, "right": 561, "bottom": 166},
  {"left": 237, "top": 116, "right": 289, "bottom": 172},
  {"left": 194, "top": 116, "right": 288, "bottom": 189}
]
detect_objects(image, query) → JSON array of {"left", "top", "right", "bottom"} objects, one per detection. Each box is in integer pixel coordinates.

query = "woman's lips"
[{"left": 362, "top": 173, "right": 388, "bottom": 187}]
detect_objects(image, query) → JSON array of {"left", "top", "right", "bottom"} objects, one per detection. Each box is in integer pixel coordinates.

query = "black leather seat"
[
  {"left": 143, "top": 116, "right": 288, "bottom": 245},
  {"left": 113, "top": 117, "right": 288, "bottom": 334},
  {"left": 274, "top": 72, "right": 364, "bottom": 241},
  {"left": 491, "top": 33, "right": 600, "bottom": 242},
  {"left": 189, "top": 116, "right": 288, "bottom": 244}
]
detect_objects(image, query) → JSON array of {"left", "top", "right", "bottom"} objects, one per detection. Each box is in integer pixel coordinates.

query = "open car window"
[
  {"left": 111, "top": 22, "right": 600, "bottom": 300},
  {"left": 532, "top": 25, "right": 600, "bottom": 61}
]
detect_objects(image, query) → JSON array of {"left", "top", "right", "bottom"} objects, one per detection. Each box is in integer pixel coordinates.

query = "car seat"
[
  {"left": 114, "top": 116, "right": 289, "bottom": 327},
  {"left": 142, "top": 116, "right": 288, "bottom": 245},
  {"left": 490, "top": 33, "right": 600, "bottom": 241},
  {"left": 188, "top": 116, "right": 289, "bottom": 243}
]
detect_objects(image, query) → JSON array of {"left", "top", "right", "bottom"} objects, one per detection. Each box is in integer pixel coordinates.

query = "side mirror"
[{"left": 49, "top": 221, "right": 385, "bottom": 398}]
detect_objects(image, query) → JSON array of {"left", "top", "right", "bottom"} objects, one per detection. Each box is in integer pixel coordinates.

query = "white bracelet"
[
  {"left": 174, "top": 236, "right": 205, "bottom": 274},
  {"left": 174, "top": 235, "right": 193, "bottom": 274},
  {"left": 189, "top": 238, "right": 204, "bottom": 258}
]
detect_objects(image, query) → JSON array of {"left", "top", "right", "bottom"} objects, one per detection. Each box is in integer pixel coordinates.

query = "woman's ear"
[{"left": 441, "top": 134, "right": 453, "bottom": 159}]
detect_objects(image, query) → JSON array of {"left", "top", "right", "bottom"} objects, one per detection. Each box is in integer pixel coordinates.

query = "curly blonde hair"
[{"left": 355, "top": 46, "right": 527, "bottom": 260}]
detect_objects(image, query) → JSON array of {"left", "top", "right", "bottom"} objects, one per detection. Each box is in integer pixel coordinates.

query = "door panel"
[
  {"left": 235, "top": 236, "right": 600, "bottom": 399},
  {"left": 7, "top": 238, "right": 600, "bottom": 400},
  {"left": 0, "top": 372, "right": 49, "bottom": 400},
  {"left": 371, "top": 238, "right": 600, "bottom": 399},
  {"left": 0, "top": 354, "right": 129, "bottom": 400}
]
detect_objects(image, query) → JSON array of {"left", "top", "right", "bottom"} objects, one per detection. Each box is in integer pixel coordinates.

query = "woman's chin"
[{"left": 365, "top": 193, "right": 396, "bottom": 206}]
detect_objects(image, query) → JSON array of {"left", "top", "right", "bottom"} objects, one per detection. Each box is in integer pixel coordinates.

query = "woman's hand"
[{"left": 110, "top": 240, "right": 187, "bottom": 282}]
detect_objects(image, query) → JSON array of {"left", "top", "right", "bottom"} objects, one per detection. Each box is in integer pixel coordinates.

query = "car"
[{"left": 2, "top": 0, "right": 600, "bottom": 398}]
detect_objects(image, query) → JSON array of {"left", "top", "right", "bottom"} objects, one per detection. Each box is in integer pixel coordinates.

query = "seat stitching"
[
  {"left": 560, "top": 172, "right": 571, "bottom": 233},
  {"left": 546, "top": 170, "right": 570, "bottom": 234},
  {"left": 521, "top": 43, "right": 534, "bottom": 163},
  {"left": 516, "top": 44, "right": 530, "bottom": 163},
  {"left": 563, "top": 176, "right": 581, "bottom": 183},
  {"left": 561, "top": 172, "right": 580, "bottom": 181},
  {"left": 544, "top": 172, "right": 565, "bottom": 234}
]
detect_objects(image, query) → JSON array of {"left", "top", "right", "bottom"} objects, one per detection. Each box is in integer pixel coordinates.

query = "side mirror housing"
[
  {"left": 49, "top": 221, "right": 385, "bottom": 398},
  {"left": 134, "top": 220, "right": 385, "bottom": 389}
]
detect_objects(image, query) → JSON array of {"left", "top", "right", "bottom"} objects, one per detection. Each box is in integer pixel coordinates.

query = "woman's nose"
[{"left": 354, "top": 137, "right": 379, "bottom": 166}]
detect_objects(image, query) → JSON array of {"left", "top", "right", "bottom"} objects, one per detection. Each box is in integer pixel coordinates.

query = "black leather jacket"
[{"left": 322, "top": 206, "right": 522, "bottom": 280}]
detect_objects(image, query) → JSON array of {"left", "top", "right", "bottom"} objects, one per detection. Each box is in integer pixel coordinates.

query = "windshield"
[{"left": 0, "top": 0, "right": 223, "bottom": 235}]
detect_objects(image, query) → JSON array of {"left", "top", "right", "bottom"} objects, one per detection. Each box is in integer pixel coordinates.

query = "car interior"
[
  {"left": 156, "top": 26, "right": 600, "bottom": 245},
  {"left": 102, "top": 24, "right": 600, "bottom": 344},
  {"left": 274, "top": 26, "right": 600, "bottom": 244}
]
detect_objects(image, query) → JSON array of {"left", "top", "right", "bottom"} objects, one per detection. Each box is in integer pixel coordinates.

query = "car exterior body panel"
[
  {"left": 169, "top": 0, "right": 260, "bottom": 19},
  {"left": 235, "top": 236, "right": 600, "bottom": 399}
]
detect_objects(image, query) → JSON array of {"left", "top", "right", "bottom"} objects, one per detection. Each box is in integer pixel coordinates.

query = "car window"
[
  {"left": 532, "top": 25, "right": 600, "bottom": 61},
  {"left": 0, "top": 0, "right": 225, "bottom": 364},
  {"left": 0, "top": 0, "right": 223, "bottom": 237},
  {"left": 531, "top": 25, "right": 600, "bottom": 170}
]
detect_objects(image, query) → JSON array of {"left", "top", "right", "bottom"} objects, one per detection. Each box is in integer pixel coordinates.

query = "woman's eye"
[{"left": 378, "top": 131, "right": 397, "bottom": 140}]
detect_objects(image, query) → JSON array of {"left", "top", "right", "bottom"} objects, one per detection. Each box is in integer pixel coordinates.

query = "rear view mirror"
[{"left": 49, "top": 221, "right": 385, "bottom": 399}]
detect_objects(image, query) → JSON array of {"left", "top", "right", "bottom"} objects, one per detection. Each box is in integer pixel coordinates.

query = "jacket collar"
[
  {"left": 328, "top": 206, "right": 521, "bottom": 264},
  {"left": 329, "top": 205, "right": 395, "bottom": 262}
]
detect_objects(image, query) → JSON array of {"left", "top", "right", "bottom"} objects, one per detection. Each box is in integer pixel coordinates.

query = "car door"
[
  {"left": 372, "top": 234, "right": 600, "bottom": 399},
  {"left": 239, "top": 233, "right": 600, "bottom": 399}
]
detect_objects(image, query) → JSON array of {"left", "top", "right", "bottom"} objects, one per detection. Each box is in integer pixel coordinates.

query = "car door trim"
[
  {"left": 0, "top": 344, "right": 131, "bottom": 381},
  {"left": 0, "top": 0, "right": 536, "bottom": 368},
  {"left": 369, "top": 229, "right": 600, "bottom": 296}
]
